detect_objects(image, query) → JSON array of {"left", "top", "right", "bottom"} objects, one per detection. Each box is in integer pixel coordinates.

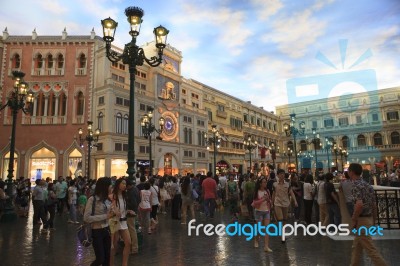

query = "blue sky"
[{"left": 1, "top": 0, "right": 399, "bottom": 111}]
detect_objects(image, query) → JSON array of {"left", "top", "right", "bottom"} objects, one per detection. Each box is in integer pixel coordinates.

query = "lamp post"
[
  {"left": 284, "top": 113, "right": 305, "bottom": 173},
  {"left": 101, "top": 6, "right": 169, "bottom": 181},
  {"left": 324, "top": 137, "right": 333, "bottom": 173},
  {"left": 0, "top": 70, "right": 34, "bottom": 221},
  {"left": 284, "top": 148, "right": 293, "bottom": 172},
  {"left": 340, "top": 149, "right": 349, "bottom": 172},
  {"left": 306, "top": 128, "right": 320, "bottom": 175},
  {"left": 205, "top": 125, "right": 221, "bottom": 176},
  {"left": 269, "top": 141, "right": 280, "bottom": 170},
  {"left": 141, "top": 108, "right": 165, "bottom": 177},
  {"left": 78, "top": 121, "right": 100, "bottom": 179},
  {"left": 243, "top": 136, "right": 258, "bottom": 174},
  {"left": 333, "top": 143, "right": 341, "bottom": 171}
]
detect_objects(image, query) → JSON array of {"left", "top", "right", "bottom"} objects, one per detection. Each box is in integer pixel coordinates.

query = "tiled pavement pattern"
[{"left": 1, "top": 205, "right": 399, "bottom": 266}]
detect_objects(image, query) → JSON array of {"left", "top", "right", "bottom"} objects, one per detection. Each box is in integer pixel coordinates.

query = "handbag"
[{"left": 77, "top": 196, "right": 96, "bottom": 247}]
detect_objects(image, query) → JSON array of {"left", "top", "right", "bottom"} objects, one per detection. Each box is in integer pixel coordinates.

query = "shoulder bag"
[{"left": 77, "top": 196, "right": 96, "bottom": 247}]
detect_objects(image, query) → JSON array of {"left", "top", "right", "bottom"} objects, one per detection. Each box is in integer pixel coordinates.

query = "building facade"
[{"left": 276, "top": 87, "right": 400, "bottom": 174}]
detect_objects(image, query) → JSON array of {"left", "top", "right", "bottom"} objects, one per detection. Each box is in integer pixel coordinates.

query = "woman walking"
[
  {"left": 180, "top": 176, "right": 195, "bottom": 224},
  {"left": 68, "top": 180, "right": 79, "bottom": 224},
  {"left": 139, "top": 182, "right": 153, "bottom": 234},
  {"left": 149, "top": 178, "right": 160, "bottom": 230},
  {"left": 252, "top": 177, "right": 273, "bottom": 252},
  {"left": 110, "top": 178, "right": 134, "bottom": 266},
  {"left": 84, "top": 177, "right": 112, "bottom": 266},
  {"left": 226, "top": 174, "right": 239, "bottom": 221}
]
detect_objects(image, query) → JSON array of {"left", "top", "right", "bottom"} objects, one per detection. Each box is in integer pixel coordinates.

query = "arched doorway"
[
  {"left": 29, "top": 147, "right": 56, "bottom": 183},
  {"left": 68, "top": 148, "right": 83, "bottom": 178}
]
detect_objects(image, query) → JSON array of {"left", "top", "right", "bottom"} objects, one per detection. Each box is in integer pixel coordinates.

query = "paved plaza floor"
[{"left": 0, "top": 205, "right": 399, "bottom": 266}]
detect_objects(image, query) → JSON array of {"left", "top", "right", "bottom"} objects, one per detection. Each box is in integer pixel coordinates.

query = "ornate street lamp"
[
  {"left": 205, "top": 125, "right": 221, "bottom": 176},
  {"left": 324, "top": 137, "right": 333, "bottom": 173},
  {"left": 283, "top": 147, "right": 293, "bottom": 172},
  {"left": 284, "top": 113, "right": 305, "bottom": 173},
  {"left": 101, "top": 6, "right": 169, "bottom": 181},
  {"left": 0, "top": 70, "right": 34, "bottom": 220},
  {"left": 141, "top": 108, "right": 165, "bottom": 177},
  {"left": 243, "top": 136, "right": 258, "bottom": 174},
  {"left": 78, "top": 121, "right": 100, "bottom": 179},
  {"left": 340, "top": 149, "right": 349, "bottom": 172},
  {"left": 269, "top": 141, "right": 280, "bottom": 170},
  {"left": 333, "top": 143, "right": 341, "bottom": 171},
  {"left": 306, "top": 128, "right": 320, "bottom": 175}
]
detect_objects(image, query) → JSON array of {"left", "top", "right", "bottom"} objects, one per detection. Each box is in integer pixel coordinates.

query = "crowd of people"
[{"left": 0, "top": 163, "right": 397, "bottom": 265}]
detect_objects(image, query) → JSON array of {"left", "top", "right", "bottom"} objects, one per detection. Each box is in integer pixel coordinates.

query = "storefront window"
[
  {"left": 29, "top": 148, "right": 56, "bottom": 183},
  {"left": 68, "top": 149, "right": 82, "bottom": 179},
  {"left": 2, "top": 152, "right": 18, "bottom": 180},
  {"left": 182, "top": 163, "right": 193, "bottom": 176},
  {"left": 96, "top": 159, "right": 105, "bottom": 179},
  {"left": 111, "top": 159, "right": 127, "bottom": 177}
]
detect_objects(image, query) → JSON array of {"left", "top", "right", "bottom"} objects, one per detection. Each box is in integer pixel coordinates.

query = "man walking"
[
  {"left": 126, "top": 179, "right": 140, "bottom": 254},
  {"left": 202, "top": 171, "right": 217, "bottom": 219},
  {"left": 349, "top": 163, "right": 386, "bottom": 266}
]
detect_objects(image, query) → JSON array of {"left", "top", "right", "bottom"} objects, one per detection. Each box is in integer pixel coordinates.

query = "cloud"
[
  {"left": 39, "top": 0, "right": 68, "bottom": 15},
  {"left": 250, "top": 0, "right": 284, "bottom": 20},
  {"left": 171, "top": 2, "right": 253, "bottom": 55}
]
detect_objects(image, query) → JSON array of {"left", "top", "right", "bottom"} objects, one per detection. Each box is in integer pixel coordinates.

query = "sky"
[{"left": 1, "top": 0, "right": 399, "bottom": 112}]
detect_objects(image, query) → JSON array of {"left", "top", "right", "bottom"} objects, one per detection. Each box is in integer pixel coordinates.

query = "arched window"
[
  {"left": 76, "top": 92, "right": 84, "bottom": 116},
  {"left": 287, "top": 141, "right": 294, "bottom": 151},
  {"left": 98, "top": 112, "right": 104, "bottom": 132},
  {"left": 184, "top": 128, "right": 188, "bottom": 144},
  {"left": 373, "top": 133, "right": 383, "bottom": 146},
  {"left": 79, "top": 54, "right": 87, "bottom": 68},
  {"left": 123, "top": 114, "right": 129, "bottom": 134},
  {"left": 300, "top": 140, "right": 307, "bottom": 151},
  {"left": 198, "top": 131, "right": 202, "bottom": 146},
  {"left": 188, "top": 129, "right": 192, "bottom": 144},
  {"left": 47, "top": 54, "right": 53, "bottom": 68},
  {"left": 357, "top": 134, "right": 366, "bottom": 147},
  {"left": 37, "top": 92, "right": 45, "bottom": 116},
  {"left": 391, "top": 131, "right": 400, "bottom": 144},
  {"left": 59, "top": 92, "right": 67, "bottom": 116},
  {"left": 57, "top": 54, "right": 64, "bottom": 68},
  {"left": 36, "top": 53, "right": 43, "bottom": 68},
  {"left": 115, "top": 113, "right": 123, "bottom": 134},
  {"left": 342, "top": 136, "right": 349, "bottom": 148},
  {"left": 48, "top": 92, "right": 56, "bottom": 116},
  {"left": 12, "top": 53, "right": 21, "bottom": 69}
]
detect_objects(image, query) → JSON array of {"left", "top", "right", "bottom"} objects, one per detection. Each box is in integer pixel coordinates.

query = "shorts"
[
  {"left": 254, "top": 210, "right": 270, "bottom": 221},
  {"left": 274, "top": 206, "right": 288, "bottom": 221}
]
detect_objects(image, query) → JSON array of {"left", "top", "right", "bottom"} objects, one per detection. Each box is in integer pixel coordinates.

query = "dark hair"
[
  {"left": 305, "top": 175, "right": 313, "bottom": 184},
  {"left": 70, "top": 179, "right": 76, "bottom": 186},
  {"left": 181, "top": 176, "right": 191, "bottom": 196},
  {"left": 207, "top": 171, "right": 213, "bottom": 178},
  {"left": 94, "top": 177, "right": 111, "bottom": 201},
  {"left": 344, "top": 171, "right": 350, "bottom": 179},
  {"left": 269, "top": 172, "right": 276, "bottom": 180},
  {"left": 325, "top": 173, "right": 334, "bottom": 181},
  {"left": 149, "top": 178, "right": 155, "bottom": 186},
  {"left": 144, "top": 182, "right": 151, "bottom": 190},
  {"left": 140, "top": 175, "right": 146, "bottom": 182},
  {"left": 112, "top": 177, "right": 127, "bottom": 207},
  {"left": 253, "top": 177, "right": 267, "bottom": 200},
  {"left": 348, "top": 163, "right": 363, "bottom": 176},
  {"left": 277, "top": 169, "right": 285, "bottom": 175}
]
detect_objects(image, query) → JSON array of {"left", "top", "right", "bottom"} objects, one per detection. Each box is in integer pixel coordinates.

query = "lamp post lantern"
[
  {"left": 243, "top": 136, "right": 258, "bottom": 174},
  {"left": 306, "top": 128, "right": 320, "bottom": 176},
  {"left": 340, "top": 149, "right": 349, "bottom": 172},
  {"left": 0, "top": 70, "right": 34, "bottom": 221},
  {"left": 204, "top": 125, "right": 221, "bottom": 176},
  {"left": 141, "top": 108, "right": 165, "bottom": 177},
  {"left": 333, "top": 143, "right": 341, "bottom": 171},
  {"left": 78, "top": 121, "right": 100, "bottom": 179},
  {"left": 101, "top": 6, "right": 169, "bottom": 181},
  {"left": 324, "top": 137, "right": 333, "bottom": 173},
  {"left": 284, "top": 147, "right": 293, "bottom": 172},
  {"left": 284, "top": 113, "right": 305, "bottom": 173}
]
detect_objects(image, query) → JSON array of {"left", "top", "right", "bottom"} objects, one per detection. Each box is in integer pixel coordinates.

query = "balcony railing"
[{"left": 374, "top": 186, "right": 400, "bottom": 229}]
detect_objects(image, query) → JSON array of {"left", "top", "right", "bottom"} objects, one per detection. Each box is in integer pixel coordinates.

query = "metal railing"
[{"left": 374, "top": 186, "right": 400, "bottom": 229}]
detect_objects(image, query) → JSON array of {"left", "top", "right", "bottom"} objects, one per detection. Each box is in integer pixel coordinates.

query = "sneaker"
[
  {"left": 74, "top": 221, "right": 80, "bottom": 224},
  {"left": 181, "top": 222, "right": 187, "bottom": 225},
  {"left": 67, "top": 220, "right": 73, "bottom": 223},
  {"left": 264, "top": 247, "right": 273, "bottom": 252}
]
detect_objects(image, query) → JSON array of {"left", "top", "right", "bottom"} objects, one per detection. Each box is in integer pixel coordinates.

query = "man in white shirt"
[{"left": 316, "top": 174, "right": 328, "bottom": 226}]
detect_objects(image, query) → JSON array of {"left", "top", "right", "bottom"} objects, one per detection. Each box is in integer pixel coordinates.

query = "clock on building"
[{"left": 161, "top": 111, "right": 178, "bottom": 141}]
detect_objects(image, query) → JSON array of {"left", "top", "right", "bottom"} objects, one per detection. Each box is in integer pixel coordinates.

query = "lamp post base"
[{"left": 0, "top": 199, "right": 17, "bottom": 223}]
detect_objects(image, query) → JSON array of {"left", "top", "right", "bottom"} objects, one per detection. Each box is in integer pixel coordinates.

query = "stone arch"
[
  {"left": 63, "top": 140, "right": 84, "bottom": 178},
  {"left": 25, "top": 140, "right": 59, "bottom": 180}
]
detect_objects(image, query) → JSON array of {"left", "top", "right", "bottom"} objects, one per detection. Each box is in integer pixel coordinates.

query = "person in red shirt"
[{"left": 202, "top": 171, "right": 218, "bottom": 219}]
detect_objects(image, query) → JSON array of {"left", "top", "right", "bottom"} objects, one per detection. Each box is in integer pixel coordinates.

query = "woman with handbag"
[
  {"left": 252, "top": 177, "right": 273, "bottom": 252},
  {"left": 83, "top": 177, "right": 113, "bottom": 266}
]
